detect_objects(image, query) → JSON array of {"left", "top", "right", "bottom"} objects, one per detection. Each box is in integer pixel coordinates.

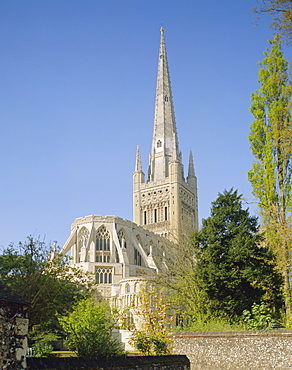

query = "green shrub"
[
  {"left": 33, "top": 342, "right": 53, "bottom": 357},
  {"left": 125, "top": 288, "right": 173, "bottom": 355},
  {"left": 243, "top": 302, "right": 281, "bottom": 330},
  {"left": 59, "top": 298, "right": 123, "bottom": 357}
]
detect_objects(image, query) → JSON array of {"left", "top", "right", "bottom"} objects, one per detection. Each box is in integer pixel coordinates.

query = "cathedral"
[{"left": 61, "top": 28, "right": 198, "bottom": 344}]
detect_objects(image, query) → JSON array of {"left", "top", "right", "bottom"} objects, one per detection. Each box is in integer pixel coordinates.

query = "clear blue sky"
[{"left": 1, "top": 0, "right": 290, "bottom": 249}]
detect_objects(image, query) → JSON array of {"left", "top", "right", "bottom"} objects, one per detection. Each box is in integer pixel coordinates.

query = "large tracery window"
[
  {"left": 96, "top": 267, "right": 113, "bottom": 284},
  {"left": 96, "top": 226, "right": 111, "bottom": 263},
  {"left": 96, "top": 226, "right": 110, "bottom": 250}
]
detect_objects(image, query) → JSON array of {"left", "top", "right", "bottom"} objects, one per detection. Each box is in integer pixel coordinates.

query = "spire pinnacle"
[
  {"left": 135, "top": 145, "right": 142, "bottom": 172},
  {"left": 187, "top": 150, "right": 195, "bottom": 178}
]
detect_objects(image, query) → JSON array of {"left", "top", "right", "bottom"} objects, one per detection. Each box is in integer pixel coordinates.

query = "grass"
[
  {"left": 51, "top": 351, "right": 76, "bottom": 357},
  {"left": 176, "top": 317, "right": 246, "bottom": 332}
]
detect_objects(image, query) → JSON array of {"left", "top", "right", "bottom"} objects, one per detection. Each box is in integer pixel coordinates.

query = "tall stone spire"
[
  {"left": 133, "top": 28, "right": 198, "bottom": 238},
  {"left": 148, "top": 27, "right": 180, "bottom": 182}
]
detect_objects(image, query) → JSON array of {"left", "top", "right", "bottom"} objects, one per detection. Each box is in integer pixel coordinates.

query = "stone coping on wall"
[
  {"left": 172, "top": 329, "right": 292, "bottom": 338},
  {"left": 27, "top": 354, "right": 190, "bottom": 370}
]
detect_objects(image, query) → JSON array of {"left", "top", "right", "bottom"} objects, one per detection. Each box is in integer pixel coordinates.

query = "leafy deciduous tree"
[
  {"left": 249, "top": 35, "right": 292, "bottom": 320},
  {"left": 59, "top": 298, "right": 123, "bottom": 356},
  {"left": 253, "top": 1, "right": 292, "bottom": 43},
  {"left": 123, "top": 287, "right": 174, "bottom": 356},
  {"left": 155, "top": 233, "right": 207, "bottom": 319},
  {"left": 0, "top": 237, "right": 93, "bottom": 336}
]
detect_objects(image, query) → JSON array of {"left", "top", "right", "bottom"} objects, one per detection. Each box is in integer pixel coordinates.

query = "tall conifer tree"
[
  {"left": 249, "top": 35, "right": 292, "bottom": 320},
  {"left": 193, "top": 189, "right": 282, "bottom": 320}
]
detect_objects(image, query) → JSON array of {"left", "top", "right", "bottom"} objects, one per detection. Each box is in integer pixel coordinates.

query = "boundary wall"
[
  {"left": 173, "top": 330, "right": 292, "bottom": 369},
  {"left": 27, "top": 355, "right": 190, "bottom": 370}
]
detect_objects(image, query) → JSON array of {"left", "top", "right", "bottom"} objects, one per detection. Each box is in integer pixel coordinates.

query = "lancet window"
[
  {"left": 134, "top": 247, "right": 142, "bottom": 266},
  {"left": 118, "top": 229, "right": 127, "bottom": 249}
]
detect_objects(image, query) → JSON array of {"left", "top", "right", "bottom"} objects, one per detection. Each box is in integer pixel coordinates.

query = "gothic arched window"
[
  {"left": 77, "top": 228, "right": 89, "bottom": 262},
  {"left": 96, "top": 226, "right": 110, "bottom": 251},
  {"left": 157, "top": 140, "right": 162, "bottom": 148},
  {"left": 78, "top": 228, "right": 89, "bottom": 248},
  {"left": 95, "top": 226, "right": 111, "bottom": 263},
  {"left": 118, "top": 229, "right": 127, "bottom": 249}
]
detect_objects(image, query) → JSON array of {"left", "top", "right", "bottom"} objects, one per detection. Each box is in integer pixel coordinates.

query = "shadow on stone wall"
[{"left": 27, "top": 355, "right": 190, "bottom": 370}]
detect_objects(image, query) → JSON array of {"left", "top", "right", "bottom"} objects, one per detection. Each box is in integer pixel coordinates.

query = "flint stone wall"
[
  {"left": 173, "top": 330, "right": 292, "bottom": 370},
  {"left": 0, "top": 299, "right": 29, "bottom": 369},
  {"left": 27, "top": 355, "right": 190, "bottom": 370}
]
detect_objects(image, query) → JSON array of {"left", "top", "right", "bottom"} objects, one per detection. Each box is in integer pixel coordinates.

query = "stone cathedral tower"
[
  {"left": 133, "top": 28, "right": 198, "bottom": 240},
  {"left": 62, "top": 29, "right": 198, "bottom": 349}
]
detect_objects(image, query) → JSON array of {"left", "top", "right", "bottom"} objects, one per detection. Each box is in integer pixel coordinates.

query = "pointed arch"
[
  {"left": 95, "top": 226, "right": 111, "bottom": 263},
  {"left": 77, "top": 227, "right": 89, "bottom": 262},
  {"left": 118, "top": 229, "right": 127, "bottom": 249}
]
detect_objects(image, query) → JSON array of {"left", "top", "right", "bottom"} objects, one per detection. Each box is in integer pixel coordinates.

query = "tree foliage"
[
  {"left": 155, "top": 232, "right": 207, "bottom": 319},
  {"left": 0, "top": 237, "right": 92, "bottom": 335},
  {"left": 249, "top": 35, "right": 292, "bottom": 319},
  {"left": 124, "top": 287, "right": 174, "bottom": 356},
  {"left": 59, "top": 298, "right": 123, "bottom": 357},
  {"left": 192, "top": 189, "right": 283, "bottom": 321},
  {"left": 253, "top": 1, "right": 292, "bottom": 43}
]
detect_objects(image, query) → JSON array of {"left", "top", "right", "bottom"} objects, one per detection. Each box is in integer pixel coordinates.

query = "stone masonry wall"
[
  {"left": 0, "top": 300, "right": 29, "bottom": 369},
  {"left": 173, "top": 330, "right": 292, "bottom": 370}
]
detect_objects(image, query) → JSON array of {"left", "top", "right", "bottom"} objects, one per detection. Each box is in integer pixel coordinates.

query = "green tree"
[
  {"left": 155, "top": 233, "right": 207, "bottom": 320},
  {"left": 123, "top": 287, "right": 174, "bottom": 356},
  {"left": 0, "top": 237, "right": 92, "bottom": 337},
  {"left": 253, "top": 1, "right": 292, "bottom": 43},
  {"left": 248, "top": 35, "right": 292, "bottom": 320},
  {"left": 193, "top": 189, "right": 283, "bottom": 321},
  {"left": 59, "top": 298, "right": 123, "bottom": 357}
]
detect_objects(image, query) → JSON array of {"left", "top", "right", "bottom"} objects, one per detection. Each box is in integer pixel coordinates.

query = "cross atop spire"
[{"left": 148, "top": 28, "right": 180, "bottom": 182}]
